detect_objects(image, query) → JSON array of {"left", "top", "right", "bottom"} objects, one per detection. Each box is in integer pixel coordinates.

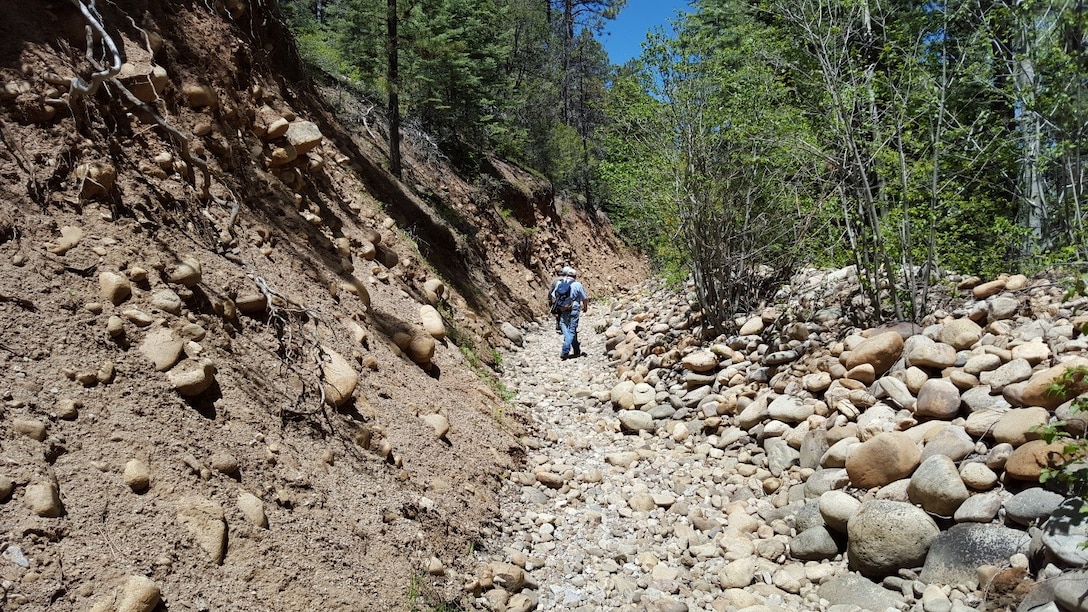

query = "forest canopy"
[{"left": 275, "top": 0, "right": 1088, "bottom": 331}]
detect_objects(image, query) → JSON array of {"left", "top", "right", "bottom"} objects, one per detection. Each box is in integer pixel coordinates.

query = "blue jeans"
[{"left": 559, "top": 307, "right": 581, "bottom": 357}]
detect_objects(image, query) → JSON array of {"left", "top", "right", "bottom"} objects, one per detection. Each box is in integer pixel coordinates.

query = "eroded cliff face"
[{"left": 0, "top": 1, "right": 645, "bottom": 609}]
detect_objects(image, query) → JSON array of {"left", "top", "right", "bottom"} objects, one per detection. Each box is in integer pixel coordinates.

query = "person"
[
  {"left": 547, "top": 267, "right": 564, "bottom": 334},
  {"left": 550, "top": 266, "right": 588, "bottom": 360}
]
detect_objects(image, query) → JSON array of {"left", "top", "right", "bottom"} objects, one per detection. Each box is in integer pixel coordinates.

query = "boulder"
[
  {"left": 1004, "top": 439, "right": 1067, "bottom": 481},
  {"left": 847, "top": 500, "right": 939, "bottom": 577},
  {"left": 991, "top": 407, "right": 1049, "bottom": 446},
  {"left": 918, "top": 523, "right": 1030, "bottom": 587},
  {"left": 915, "top": 378, "right": 962, "bottom": 420},
  {"left": 904, "top": 335, "right": 957, "bottom": 369},
  {"left": 817, "top": 574, "right": 903, "bottom": 612},
  {"left": 844, "top": 331, "right": 904, "bottom": 377},
  {"left": 845, "top": 432, "right": 920, "bottom": 489},
  {"left": 1041, "top": 498, "right": 1088, "bottom": 566},
  {"left": 907, "top": 455, "right": 969, "bottom": 516},
  {"left": 941, "top": 318, "right": 982, "bottom": 350},
  {"left": 1004, "top": 358, "right": 1088, "bottom": 410}
]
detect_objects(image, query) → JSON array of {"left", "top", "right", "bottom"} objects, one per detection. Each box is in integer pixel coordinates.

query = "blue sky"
[{"left": 599, "top": 0, "right": 691, "bottom": 65}]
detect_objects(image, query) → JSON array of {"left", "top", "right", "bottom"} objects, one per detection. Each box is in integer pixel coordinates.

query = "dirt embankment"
[{"left": 0, "top": 1, "right": 645, "bottom": 609}]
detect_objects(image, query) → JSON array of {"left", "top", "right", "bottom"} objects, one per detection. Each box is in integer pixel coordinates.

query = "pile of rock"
[{"left": 595, "top": 268, "right": 1088, "bottom": 608}]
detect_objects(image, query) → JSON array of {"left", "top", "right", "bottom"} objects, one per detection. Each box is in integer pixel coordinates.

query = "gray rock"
[
  {"left": 804, "top": 468, "right": 850, "bottom": 499},
  {"left": 794, "top": 500, "right": 826, "bottom": 532},
  {"left": 921, "top": 426, "right": 975, "bottom": 462},
  {"left": 877, "top": 376, "right": 917, "bottom": 411},
  {"left": 501, "top": 322, "right": 524, "bottom": 347},
  {"left": 919, "top": 523, "right": 1030, "bottom": 586},
  {"left": 1041, "top": 498, "right": 1088, "bottom": 566},
  {"left": 819, "top": 490, "right": 862, "bottom": 534},
  {"left": 765, "top": 437, "right": 800, "bottom": 477},
  {"left": 1005, "top": 488, "right": 1066, "bottom": 527},
  {"left": 908, "top": 455, "right": 969, "bottom": 516},
  {"left": 848, "top": 500, "right": 940, "bottom": 577},
  {"left": 979, "top": 358, "right": 1033, "bottom": 391},
  {"left": 954, "top": 491, "right": 1005, "bottom": 523},
  {"left": 618, "top": 409, "right": 654, "bottom": 433},
  {"left": 768, "top": 395, "right": 814, "bottom": 422},
  {"left": 962, "top": 386, "right": 1011, "bottom": 413},
  {"left": 915, "top": 378, "right": 963, "bottom": 419},
  {"left": 791, "top": 526, "right": 840, "bottom": 560},
  {"left": 1052, "top": 570, "right": 1088, "bottom": 612},
  {"left": 817, "top": 574, "right": 904, "bottom": 611},
  {"left": 800, "top": 428, "right": 829, "bottom": 470}
]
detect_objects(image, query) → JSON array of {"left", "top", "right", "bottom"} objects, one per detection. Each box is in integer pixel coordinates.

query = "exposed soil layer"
[{"left": 0, "top": 1, "right": 647, "bottom": 610}]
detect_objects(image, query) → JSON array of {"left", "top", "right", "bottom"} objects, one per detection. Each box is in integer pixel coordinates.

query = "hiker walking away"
[
  {"left": 547, "top": 267, "right": 564, "bottom": 334},
  {"left": 550, "top": 266, "right": 588, "bottom": 360}
]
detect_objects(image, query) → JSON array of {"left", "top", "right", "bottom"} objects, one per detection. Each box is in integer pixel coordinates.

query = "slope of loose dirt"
[{"left": 0, "top": 1, "right": 646, "bottom": 610}]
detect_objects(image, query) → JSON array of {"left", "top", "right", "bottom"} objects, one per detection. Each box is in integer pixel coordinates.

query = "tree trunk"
[{"left": 387, "top": 0, "right": 402, "bottom": 178}]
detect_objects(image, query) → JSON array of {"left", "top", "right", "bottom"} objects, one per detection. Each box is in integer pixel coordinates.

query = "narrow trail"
[{"left": 486, "top": 306, "right": 769, "bottom": 612}]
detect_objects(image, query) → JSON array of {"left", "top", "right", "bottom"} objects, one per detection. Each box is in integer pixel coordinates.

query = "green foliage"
[{"left": 1035, "top": 367, "right": 1088, "bottom": 504}]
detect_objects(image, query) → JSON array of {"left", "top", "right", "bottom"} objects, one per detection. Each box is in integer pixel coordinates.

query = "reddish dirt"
[{"left": 0, "top": 1, "right": 646, "bottom": 609}]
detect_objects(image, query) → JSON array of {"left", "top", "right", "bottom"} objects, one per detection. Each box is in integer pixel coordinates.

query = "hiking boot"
[{"left": 560, "top": 354, "right": 570, "bottom": 360}]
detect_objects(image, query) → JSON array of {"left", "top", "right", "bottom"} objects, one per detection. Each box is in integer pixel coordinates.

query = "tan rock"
[
  {"left": 182, "top": 83, "right": 218, "bottom": 108},
  {"left": 846, "top": 363, "right": 876, "bottom": 385},
  {"left": 74, "top": 161, "right": 117, "bottom": 199},
  {"left": 420, "top": 305, "right": 445, "bottom": 340},
  {"left": 235, "top": 293, "right": 267, "bottom": 314},
  {"left": 1011, "top": 340, "right": 1050, "bottom": 365},
  {"left": 915, "top": 378, "right": 962, "bottom": 420},
  {"left": 237, "top": 492, "right": 268, "bottom": 528},
  {"left": 845, "top": 331, "right": 904, "bottom": 377},
  {"left": 209, "top": 452, "right": 240, "bottom": 477},
  {"left": 13, "top": 418, "right": 47, "bottom": 441},
  {"left": 168, "top": 258, "right": 202, "bottom": 287},
  {"left": 423, "top": 278, "right": 446, "bottom": 304},
  {"left": 846, "top": 431, "right": 921, "bottom": 489},
  {"left": 116, "top": 575, "right": 160, "bottom": 612},
  {"left": 941, "top": 318, "right": 982, "bottom": 350},
  {"left": 1003, "top": 357, "right": 1088, "bottom": 410},
  {"left": 176, "top": 496, "right": 226, "bottom": 563},
  {"left": 739, "top": 316, "right": 764, "bottom": 335},
  {"left": 992, "top": 407, "right": 1050, "bottom": 446},
  {"left": 167, "top": 360, "right": 216, "bottom": 396},
  {"left": 904, "top": 335, "right": 957, "bottom": 369},
  {"left": 422, "top": 413, "right": 450, "bottom": 438},
  {"left": 320, "top": 347, "right": 358, "bottom": 408},
  {"left": 46, "top": 225, "right": 84, "bottom": 255},
  {"left": 123, "top": 459, "right": 151, "bottom": 493},
  {"left": 682, "top": 350, "right": 719, "bottom": 373},
  {"left": 973, "top": 279, "right": 1007, "bottom": 299},
  {"left": 1004, "top": 439, "right": 1067, "bottom": 481},
  {"left": 139, "top": 327, "right": 185, "bottom": 372},
  {"left": 285, "top": 121, "right": 323, "bottom": 153},
  {"left": 25, "top": 479, "right": 63, "bottom": 517},
  {"left": 100, "top": 271, "right": 132, "bottom": 305},
  {"left": 407, "top": 333, "right": 436, "bottom": 365}
]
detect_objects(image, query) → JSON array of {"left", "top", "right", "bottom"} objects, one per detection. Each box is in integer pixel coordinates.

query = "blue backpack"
[{"left": 551, "top": 279, "right": 574, "bottom": 314}]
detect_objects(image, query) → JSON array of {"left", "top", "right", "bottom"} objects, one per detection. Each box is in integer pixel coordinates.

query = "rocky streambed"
[{"left": 473, "top": 269, "right": 1088, "bottom": 612}]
